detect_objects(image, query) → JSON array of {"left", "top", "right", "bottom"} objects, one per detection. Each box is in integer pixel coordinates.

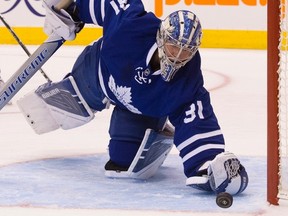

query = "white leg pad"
[
  {"left": 17, "top": 76, "right": 95, "bottom": 134},
  {"left": 105, "top": 128, "right": 174, "bottom": 180},
  {"left": 17, "top": 91, "right": 60, "bottom": 134}
]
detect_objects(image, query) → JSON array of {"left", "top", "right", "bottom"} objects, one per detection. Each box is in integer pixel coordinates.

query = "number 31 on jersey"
[{"left": 184, "top": 101, "right": 204, "bottom": 123}]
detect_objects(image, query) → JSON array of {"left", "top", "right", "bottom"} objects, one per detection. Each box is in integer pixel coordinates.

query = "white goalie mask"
[{"left": 156, "top": 10, "right": 202, "bottom": 81}]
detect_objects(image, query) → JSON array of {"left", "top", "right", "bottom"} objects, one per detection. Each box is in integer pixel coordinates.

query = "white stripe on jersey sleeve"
[
  {"left": 89, "top": 0, "right": 106, "bottom": 25},
  {"left": 177, "top": 129, "right": 223, "bottom": 151},
  {"left": 89, "top": 0, "right": 98, "bottom": 25},
  {"left": 182, "top": 143, "right": 224, "bottom": 163},
  {"left": 101, "top": 0, "right": 105, "bottom": 22}
]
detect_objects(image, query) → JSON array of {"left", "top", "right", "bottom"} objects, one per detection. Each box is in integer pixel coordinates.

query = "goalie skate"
[{"left": 105, "top": 127, "right": 174, "bottom": 180}]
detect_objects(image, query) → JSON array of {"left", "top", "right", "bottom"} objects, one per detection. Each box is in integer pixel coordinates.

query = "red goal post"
[{"left": 267, "top": 0, "right": 288, "bottom": 205}]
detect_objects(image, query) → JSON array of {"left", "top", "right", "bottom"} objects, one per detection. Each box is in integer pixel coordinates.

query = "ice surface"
[
  {"left": 1, "top": 45, "right": 287, "bottom": 215},
  {"left": 0, "top": 154, "right": 266, "bottom": 213}
]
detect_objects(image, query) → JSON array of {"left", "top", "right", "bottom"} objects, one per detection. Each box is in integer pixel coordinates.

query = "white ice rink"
[{"left": 0, "top": 44, "right": 286, "bottom": 215}]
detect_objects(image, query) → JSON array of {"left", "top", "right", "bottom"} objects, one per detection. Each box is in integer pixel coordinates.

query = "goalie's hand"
[
  {"left": 207, "top": 152, "right": 248, "bottom": 195},
  {"left": 186, "top": 152, "right": 249, "bottom": 195},
  {"left": 43, "top": 0, "right": 84, "bottom": 41}
]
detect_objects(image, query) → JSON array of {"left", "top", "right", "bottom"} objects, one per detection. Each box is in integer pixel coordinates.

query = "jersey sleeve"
[
  {"left": 169, "top": 87, "right": 225, "bottom": 178},
  {"left": 75, "top": 0, "right": 146, "bottom": 27}
]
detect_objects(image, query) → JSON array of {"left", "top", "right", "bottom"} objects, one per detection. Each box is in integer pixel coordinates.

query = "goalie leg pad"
[
  {"left": 17, "top": 76, "right": 94, "bottom": 134},
  {"left": 104, "top": 106, "right": 172, "bottom": 179},
  {"left": 105, "top": 126, "right": 174, "bottom": 180},
  {"left": 107, "top": 106, "right": 168, "bottom": 167},
  {"left": 127, "top": 128, "right": 174, "bottom": 179},
  {"left": 17, "top": 90, "right": 60, "bottom": 134}
]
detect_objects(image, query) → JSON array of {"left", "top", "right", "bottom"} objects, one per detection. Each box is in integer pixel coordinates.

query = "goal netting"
[{"left": 268, "top": 0, "right": 288, "bottom": 205}]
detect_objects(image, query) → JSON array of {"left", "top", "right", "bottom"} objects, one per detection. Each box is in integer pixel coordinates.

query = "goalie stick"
[
  {"left": 0, "top": 0, "right": 73, "bottom": 110},
  {"left": 0, "top": 34, "right": 65, "bottom": 110},
  {"left": 0, "top": 14, "right": 51, "bottom": 82}
]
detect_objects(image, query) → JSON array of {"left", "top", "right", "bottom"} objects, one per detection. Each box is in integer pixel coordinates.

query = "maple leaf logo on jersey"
[{"left": 108, "top": 75, "right": 141, "bottom": 114}]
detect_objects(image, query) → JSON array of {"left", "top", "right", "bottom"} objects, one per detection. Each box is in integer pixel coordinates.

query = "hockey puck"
[{"left": 216, "top": 192, "right": 233, "bottom": 208}]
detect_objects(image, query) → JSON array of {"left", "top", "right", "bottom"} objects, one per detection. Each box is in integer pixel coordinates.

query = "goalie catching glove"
[
  {"left": 43, "top": 0, "right": 84, "bottom": 40},
  {"left": 186, "top": 152, "right": 248, "bottom": 195}
]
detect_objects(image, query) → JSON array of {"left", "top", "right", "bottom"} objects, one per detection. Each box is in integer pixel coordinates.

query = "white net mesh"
[{"left": 278, "top": 0, "right": 288, "bottom": 200}]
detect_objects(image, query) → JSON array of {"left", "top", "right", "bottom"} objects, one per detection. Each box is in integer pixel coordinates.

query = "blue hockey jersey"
[{"left": 74, "top": 0, "right": 225, "bottom": 177}]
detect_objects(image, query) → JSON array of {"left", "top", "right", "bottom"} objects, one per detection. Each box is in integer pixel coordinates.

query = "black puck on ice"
[{"left": 216, "top": 192, "right": 233, "bottom": 208}]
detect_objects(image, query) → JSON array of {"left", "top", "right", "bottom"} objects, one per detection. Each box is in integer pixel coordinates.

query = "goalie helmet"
[{"left": 156, "top": 10, "right": 202, "bottom": 81}]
